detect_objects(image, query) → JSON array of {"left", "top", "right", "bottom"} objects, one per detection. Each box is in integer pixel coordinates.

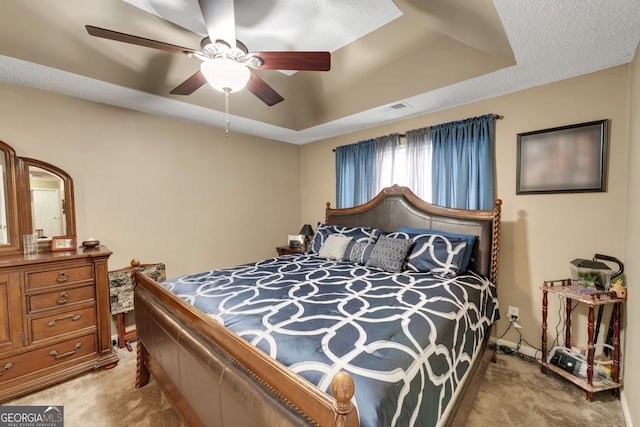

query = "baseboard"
[{"left": 620, "top": 390, "right": 633, "bottom": 427}]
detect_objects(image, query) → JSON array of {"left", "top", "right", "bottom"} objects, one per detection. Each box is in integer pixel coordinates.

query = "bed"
[{"left": 133, "top": 185, "right": 502, "bottom": 427}]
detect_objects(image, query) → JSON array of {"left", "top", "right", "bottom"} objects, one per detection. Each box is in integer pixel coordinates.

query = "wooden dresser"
[{"left": 0, "top": 246, "right": 118, "bottom": 402}]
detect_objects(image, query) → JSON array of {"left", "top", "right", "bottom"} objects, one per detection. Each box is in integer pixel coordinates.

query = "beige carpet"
[
  {"left": 2, "top": 343, "right": 181, "bottom": 427},
  {"left": 468, "top": 352, "right": 626, "bottom": 426},
  {"left": 3, "top": 344, "right": 626, "bottom": 426}
]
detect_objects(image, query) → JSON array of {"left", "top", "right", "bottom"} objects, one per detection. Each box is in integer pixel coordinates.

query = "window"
[
  {"left": 336, "top": 114, "right": 495, "bottom": 210},
  {"left": 375, "top": 132, "right": 432, "bottom": 202}
]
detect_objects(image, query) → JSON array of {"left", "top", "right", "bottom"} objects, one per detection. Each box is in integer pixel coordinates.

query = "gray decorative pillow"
[
  {"left": 365, "top": 236, "right": 413, "bottom": 273},
  {"left": 318, "top": 234, "right": 353, "bottom": 260},
  {"left": 349, "top": 240, "right": 376, "bottom": 265}
]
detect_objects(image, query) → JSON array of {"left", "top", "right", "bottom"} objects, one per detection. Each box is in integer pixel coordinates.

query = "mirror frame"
[
  {"left": 0, "top": 141, "right": 21, "bottom": 254},
  {"left": 0, "top": 140, "right": 76, "bottom": 255},
  {"left": 18, "top": 157, "right": 76, "bottom": 251}
]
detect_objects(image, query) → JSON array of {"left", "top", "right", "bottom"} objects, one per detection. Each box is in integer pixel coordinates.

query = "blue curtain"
[
  {"left": 335, "top": 139, "right": 376, "bottom": 208},
  {"left": 431, "top": 114, "right": 495, "bottom": 210}
]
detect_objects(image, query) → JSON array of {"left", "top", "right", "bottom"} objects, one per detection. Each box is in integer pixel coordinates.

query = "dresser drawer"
[
  {"left": 0, "top": 333, "right": 96, "bottom": 384},
  {"left": 26, "top": 265, "right": 94, "bottom": 291},
  {"left": 27, "top": 285, "right": 96, "bottom": 314},
  {"left": 30, "top": 306, "right": 96, "bottom": 343}
]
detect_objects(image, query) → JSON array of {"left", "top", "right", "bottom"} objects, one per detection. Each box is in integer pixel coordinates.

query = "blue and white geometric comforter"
[{"left": 162, "top": 253, "right": 498, "bottom": 427}]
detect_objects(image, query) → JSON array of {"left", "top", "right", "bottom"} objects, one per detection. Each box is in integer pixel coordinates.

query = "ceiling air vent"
[
  {"left": 389, "top": 102, "right": 409, "bottom": 110},
  {"left": 381, "top": 101, "right": 412, "bottom": 114}
]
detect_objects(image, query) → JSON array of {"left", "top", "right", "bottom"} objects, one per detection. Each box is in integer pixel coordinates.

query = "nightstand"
[
  {"left": 276, "top": 246, "right": 305, "bottom": 256},
  {"left": 539, "top": 279, "right": 624, "bottom": 401}
]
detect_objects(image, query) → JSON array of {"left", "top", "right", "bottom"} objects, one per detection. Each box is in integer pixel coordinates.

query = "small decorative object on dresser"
[
  {"left": 0, "top": 139, "right": 118, "bottom": 403},
  {"left": 51, "top": 235, "right": 77, "bottom": 252},
  {"left": 22, "top": 233, "right": 38, "bottom": 255},
  {"left": 81, "top": 237, "right": 100, "bottom": 248}
]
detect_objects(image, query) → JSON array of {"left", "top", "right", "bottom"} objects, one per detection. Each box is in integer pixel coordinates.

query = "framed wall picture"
[
  {"left": 516, "top": 119, "right": 608, "bottom": 194},
  {"left": 51, "top": 235, "right": 77, "bottom": 251},
  {"left": 288, "top": 234, "right": 305, "bottom": 249}
]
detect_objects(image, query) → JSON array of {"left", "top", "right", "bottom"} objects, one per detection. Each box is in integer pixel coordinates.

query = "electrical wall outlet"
[{"left": 508, "top": 306, "right": 519, "bottom": 321}]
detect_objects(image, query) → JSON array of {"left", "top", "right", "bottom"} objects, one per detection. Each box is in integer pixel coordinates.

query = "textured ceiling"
[{"left": 0, "top": 0, "right": 639, "bottom": 144}]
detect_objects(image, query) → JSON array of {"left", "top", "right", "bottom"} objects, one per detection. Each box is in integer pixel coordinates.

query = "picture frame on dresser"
[{"left": 51, "top": 235, "right": 77, "bottom": 251}]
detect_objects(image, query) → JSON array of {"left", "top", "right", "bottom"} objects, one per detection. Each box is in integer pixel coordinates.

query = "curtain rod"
[
  {"left": 396, "top": 114, "right": 503, "bottom": 138},
  {"left": 332, "top": 114, "right": 502, "bottom": 152}
]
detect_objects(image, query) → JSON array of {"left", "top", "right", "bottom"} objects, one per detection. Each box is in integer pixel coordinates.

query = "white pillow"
[{"left": 318, "top": 234, "right": 353, "bottom": 260}]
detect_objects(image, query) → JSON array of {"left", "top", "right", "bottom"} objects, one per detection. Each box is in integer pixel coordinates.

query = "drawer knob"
[
  {"left": 0, "top": 362, "right": 14, "bottom": 376},
  {"left": 49, "top": 342, "right": 83, "bottom": 360},
  {"left": 56, "top": 291, "right": 69, "bottom": 304},
  {"left": 47, "top": 314, "right": 81, "bottom": 327},
  {"left": 56, "top": 270, "right": 69, "bottom": 283}
]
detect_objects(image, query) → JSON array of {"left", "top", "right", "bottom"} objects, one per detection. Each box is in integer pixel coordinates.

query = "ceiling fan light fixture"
[{"left": 200, "top": 58, "right": 250, "bottom": 93}]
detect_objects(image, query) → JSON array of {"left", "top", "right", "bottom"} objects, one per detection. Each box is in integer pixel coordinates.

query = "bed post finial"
[
  {"left": 331, "top": 371, "right": 356, "bottom": 427},
  {"left": 325, "top": 201, "right": 332, "bottom": 225},
  {"left": 131, "top": 259, "right": 140, "bottom": 268}
]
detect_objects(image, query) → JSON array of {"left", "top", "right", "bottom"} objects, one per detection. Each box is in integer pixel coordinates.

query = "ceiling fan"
[{"left": 85, "top": 0, "right": 330, "bottom": 106}]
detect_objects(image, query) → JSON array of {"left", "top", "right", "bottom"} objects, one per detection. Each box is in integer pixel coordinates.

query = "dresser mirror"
[
  {"left": 24, "top": 160, "right": 75, "bottom": 241},
  {"left": 0, "top": 141, "right": 20, "bottom": 253},
  {"left": 0, "top": 151, "right": 11, "bottom": 245},
  {"left": 0, "top": 140, "right": 76, "bottom": 255}
]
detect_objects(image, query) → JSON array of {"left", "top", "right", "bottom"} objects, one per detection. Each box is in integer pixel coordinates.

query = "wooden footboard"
[
  {"left": 133, "top": 271, "right": 359, "bottom": 427},
  {"left": 133, "top": 268, "right": 494, "bottom": 427}
]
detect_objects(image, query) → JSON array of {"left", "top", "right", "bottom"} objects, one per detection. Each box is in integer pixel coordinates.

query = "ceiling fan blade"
[
  {"left": 247, "top": 72, "right": 284, "bottom": 106},
  {"left": 249, "top": 52, "right": 331, "bottom": 71},
  {"left": 85, "top": 25, "right": 197, "bottom": 56},
  {"left": 170, "top": 70, "right": 208, "bottom": 95},
  {"left": 198, "top": 0, "right": 236, "bottom": 48}
]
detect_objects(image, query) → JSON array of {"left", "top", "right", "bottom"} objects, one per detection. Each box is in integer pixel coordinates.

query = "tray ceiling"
[{"left": 0, "top": 0, "right": 639, "bottom": 144}]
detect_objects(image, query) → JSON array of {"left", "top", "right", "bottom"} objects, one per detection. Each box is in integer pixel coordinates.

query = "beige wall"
[
  {"left": 1, "top": 58, "right": 637, "bottom": 423},
  {"left": 0, "top": 83, "right": 302, "bottom": 276},
  {"left": 301, "top": 65, "right": 635, "bottom": 421},
  {"left": 623, "top": 43, "right": 639, "bottom": 426}
]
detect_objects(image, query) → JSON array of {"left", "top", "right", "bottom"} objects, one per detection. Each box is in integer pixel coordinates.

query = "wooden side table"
[
  {"left": 539, "top": 279, "right": 624, "bottom": 400},
  {"left": 276, "top": 246, "right": 305, "bottom": 256}
]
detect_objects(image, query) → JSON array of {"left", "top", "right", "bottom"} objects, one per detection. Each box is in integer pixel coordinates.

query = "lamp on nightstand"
[{"left": 299, "top": 224, "right": 314, "bottom": 249}]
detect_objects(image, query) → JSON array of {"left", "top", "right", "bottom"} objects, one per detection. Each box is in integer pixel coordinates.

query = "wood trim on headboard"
[{"left": 489, "top": 199, "right": 502, "bottom": 287}]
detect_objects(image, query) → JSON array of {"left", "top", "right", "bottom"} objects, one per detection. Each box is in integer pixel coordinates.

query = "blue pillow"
[
  {"left": 397, "top": 227, "right": 477, "bottom": 272},
  {"left": 405, "top": 234, "right": 468, "bottom": 277},
  {"left": 309, "top": 223, "right": 374, "bottom": 254}
]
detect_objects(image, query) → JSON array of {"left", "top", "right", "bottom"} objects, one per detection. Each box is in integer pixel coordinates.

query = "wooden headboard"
[{"left": 325, "top": 185, "right": 502, "bottom": 283}]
